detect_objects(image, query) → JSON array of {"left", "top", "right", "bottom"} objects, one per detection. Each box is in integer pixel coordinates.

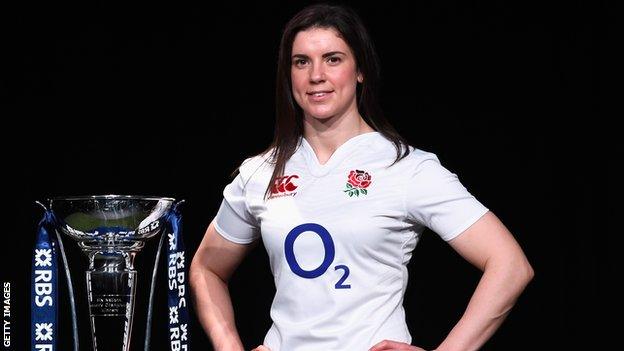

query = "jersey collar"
[{"left": 298, "top": 131, "right": 380, "bottom": 177}]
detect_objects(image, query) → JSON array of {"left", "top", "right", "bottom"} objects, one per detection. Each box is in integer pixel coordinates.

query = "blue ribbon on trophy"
[
  {"left": 145, "top": 199, "right": 191, "bottom": 351},
  {"left": 165, "top": 200, "right": 190, "bottom": 351},
  {"left": 31, "top": 208, "right": 58, "bottom": 351},
  {"left": 31, "top": 197, "right": 191, "bottom": 351}
]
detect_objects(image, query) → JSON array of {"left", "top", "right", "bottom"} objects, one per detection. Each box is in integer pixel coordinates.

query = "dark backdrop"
[{"left": 2, "top": 0, "right": 618, "bottom": 350}]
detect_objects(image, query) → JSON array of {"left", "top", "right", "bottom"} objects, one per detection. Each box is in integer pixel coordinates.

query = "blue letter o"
[{"left": 284, "top": 223, "right": 335, "bottom": 278}]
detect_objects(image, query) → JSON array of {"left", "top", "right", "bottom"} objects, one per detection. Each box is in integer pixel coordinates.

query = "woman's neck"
[{"left": 302, "top": 111, "right": 375, "bottom": 164}]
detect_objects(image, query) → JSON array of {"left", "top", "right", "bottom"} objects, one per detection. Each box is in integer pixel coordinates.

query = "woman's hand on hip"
[
  {"left": 251, "top": 345, "right": 271, "bottom": 351},
  {"left": 369, "top": 339, "right": 427, "bottom": 351}
]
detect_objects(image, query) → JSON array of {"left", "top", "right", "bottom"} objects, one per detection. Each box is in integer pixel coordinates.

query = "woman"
[{"left": 190, "top": 4, "right": 534, "bottom": 351}]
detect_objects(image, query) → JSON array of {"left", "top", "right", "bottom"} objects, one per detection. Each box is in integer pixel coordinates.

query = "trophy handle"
[
  {"left": 54, "top": 228, "right": 80, "bottom": 351},
  {"left": 35, "top": 200, "right": 48, "bottom": 212},
  {"left": 35, "top": 200, "right": 80, "bottom": 351},
  {"left": 144, "top": 198, "right": 186, "bottom": 351},
  {"left": 173, "top": 199, "right": 186, "bottom": 212}
]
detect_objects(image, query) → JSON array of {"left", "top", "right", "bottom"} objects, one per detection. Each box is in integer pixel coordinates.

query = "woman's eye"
[
  {"left": 328, "top": 57, "right": 341, "bottom": 64},
  {"left": 293, "top": 59, "right": 307, "bottom": 66}
]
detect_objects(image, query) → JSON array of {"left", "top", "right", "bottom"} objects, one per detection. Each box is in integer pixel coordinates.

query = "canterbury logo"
[{"left": 270, "top": 174, "right": 299, "bottom": 196}]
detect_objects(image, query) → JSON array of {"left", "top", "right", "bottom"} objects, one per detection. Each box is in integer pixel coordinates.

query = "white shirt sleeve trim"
[
  {"left": 444, "top": 207, "right": 490, "bottom": 242},
  {"left": 213, "top": 219, "right": 259, "bottom": 245}
]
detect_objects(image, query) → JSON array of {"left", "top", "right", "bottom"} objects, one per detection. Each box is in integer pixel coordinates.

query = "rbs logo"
[{"left": 33, "top": 249, "right": 53, "bottom": 307}]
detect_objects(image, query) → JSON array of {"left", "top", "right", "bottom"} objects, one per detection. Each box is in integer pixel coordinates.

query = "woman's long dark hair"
[{"left": 246, "top": 3, "right": 412, "bottom": 200}]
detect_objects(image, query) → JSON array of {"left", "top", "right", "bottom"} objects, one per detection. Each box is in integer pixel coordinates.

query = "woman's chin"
[{"left": 304, "top": 110, "right": 337, "bottom": 121}]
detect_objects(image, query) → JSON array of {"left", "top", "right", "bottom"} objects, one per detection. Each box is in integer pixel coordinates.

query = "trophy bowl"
[
  {"left": 52, "top": 195, "right": 174, "bottom": 248},
  {"left": 49, "top": 195, "right": 176, "bottom": 351}
]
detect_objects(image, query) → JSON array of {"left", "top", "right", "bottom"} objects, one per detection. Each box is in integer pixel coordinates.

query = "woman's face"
[{"left": 290, "top": 27, "right": 363, "bottom": 122}]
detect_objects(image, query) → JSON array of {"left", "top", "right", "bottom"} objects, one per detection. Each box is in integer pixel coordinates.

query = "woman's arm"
[
  {"left": 435, "top": 211, "right": 534, "bottom": 351},
  {"left": 369, "top": 211, "right": 533, "bottom": 351},
  {"left": 189, "top": 220, "right": 259, "bottom": 351}
]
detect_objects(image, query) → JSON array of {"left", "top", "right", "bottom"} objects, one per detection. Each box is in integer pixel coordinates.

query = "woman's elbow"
[
  {"left": 523, "top": 260, "right": 535, "bottom": 285},
  {"left": 514, "top": 256, "right": 534, "bottom": 289},
  {"left": 495, "top": 253, "right": 534, "bottom": 291}
]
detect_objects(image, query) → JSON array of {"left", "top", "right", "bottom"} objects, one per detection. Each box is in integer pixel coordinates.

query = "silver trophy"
[{"left": 48, "top": 195, "right": 177, "bottom": 351}]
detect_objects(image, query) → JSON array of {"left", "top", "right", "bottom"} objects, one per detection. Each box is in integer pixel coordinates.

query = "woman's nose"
[{"left": 309, "top": 62, "right": 326, "bottom": 82}]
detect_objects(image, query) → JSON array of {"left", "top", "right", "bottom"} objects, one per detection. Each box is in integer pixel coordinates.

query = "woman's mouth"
[{"left": 307, "top": 91, "right": 333, "bottom": 102}]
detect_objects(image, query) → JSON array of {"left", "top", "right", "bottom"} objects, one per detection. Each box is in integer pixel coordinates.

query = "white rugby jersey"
[{"left": 213, "top": 131, "right": 489, "bottom": 351}]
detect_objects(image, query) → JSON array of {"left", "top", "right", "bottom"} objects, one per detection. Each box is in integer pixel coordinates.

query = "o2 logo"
[{"left": 284, "top": 223, "right": 351, "bottom": 289}]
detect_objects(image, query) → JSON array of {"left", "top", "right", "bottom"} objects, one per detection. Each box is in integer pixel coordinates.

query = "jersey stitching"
[{"left": 241, "top": 157, "right": 270, "bottom": 230}]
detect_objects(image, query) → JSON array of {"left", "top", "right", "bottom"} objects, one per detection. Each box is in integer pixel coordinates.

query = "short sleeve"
[
  {"left": 405, "top": 153, "right": 489, "bottom": 241},
  {"left": 213, "top": 171, "right": 261, "bottom": 244}
]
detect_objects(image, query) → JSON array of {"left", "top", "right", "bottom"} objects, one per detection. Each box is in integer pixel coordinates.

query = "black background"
[{"left": 1, "top": 0, "right": 619, "bottom": 350}]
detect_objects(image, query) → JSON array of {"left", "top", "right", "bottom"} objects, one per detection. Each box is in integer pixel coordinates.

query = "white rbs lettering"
[
  {"left": 34, "top": 270, "right": 53, "bottom": 307},
  {"left": 35, "top": 295, "right": 53, "bottom": 307},
  {"left": 168, "top": 265, "right": 177, "bottom": 290},
  {"left": 170, "top": 327, "right": 180, "bottom": 351}
]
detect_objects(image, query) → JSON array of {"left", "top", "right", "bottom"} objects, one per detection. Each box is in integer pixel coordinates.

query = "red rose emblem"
[
  {"left": 344, "top": 170, "right": 371, "bottom": 197},
  {"left": 347, "top": 170, "right": 371, "bottom": 189}
]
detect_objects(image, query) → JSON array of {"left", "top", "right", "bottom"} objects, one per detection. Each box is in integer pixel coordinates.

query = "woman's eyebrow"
[{"left": 291, "top": 51, "right": 347, "bottom": 59}]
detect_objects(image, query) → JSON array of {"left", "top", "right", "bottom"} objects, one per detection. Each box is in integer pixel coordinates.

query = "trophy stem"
[{"left": 86, "top": 252, "right": 137, "bottom": 351}]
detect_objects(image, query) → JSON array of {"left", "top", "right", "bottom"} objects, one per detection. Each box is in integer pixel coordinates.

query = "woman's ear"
[{"left": 357, "top": 72, "right": 364, "bottom": 83}]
